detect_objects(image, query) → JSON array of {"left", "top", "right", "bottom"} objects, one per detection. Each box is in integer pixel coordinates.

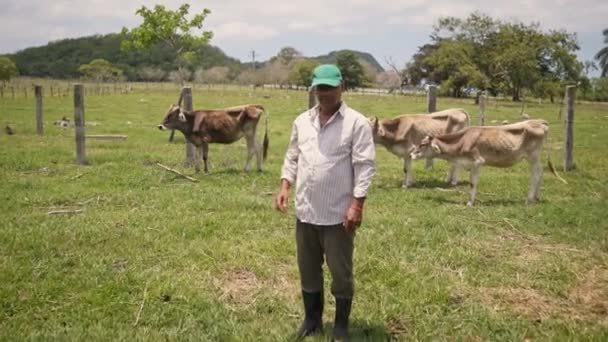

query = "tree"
[
  {"left": 288, "top": 59, "right": 319, "bottom": 87},
  {"left": 0, "top": 57, "right": 18, "bottom": 83},
  {"left": 138, "top": 66, "right": 166, "bottom": 81},
  {"left": 78, "top": 59, "right": 123, "bottom": 82},
  {"left": 275, "top": 47, "right": 301, "bottom": 65},
  {"left": 595, "top": 28, "right": 608, "bottom": 77},
  {"left": 168, "top": 69, "right": 192, "bottom": 84},
  {"left": 194, "top": 66, "right": 230, "bottom": 84},
  {"left": 336, "top": 51, "right": 365, "bottom": 89},
  {"left": 375, "top": 71, "right": 401, "bottom": 90},
  {"left": 121, "top": 3, "right": 213, "bottom": 83}
]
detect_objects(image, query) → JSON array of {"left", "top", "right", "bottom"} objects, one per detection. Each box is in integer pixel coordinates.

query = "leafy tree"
[
  {"left": 78, "top": 59, "right": 123, "bottom": 82},
  {"left": 595, "top": 28, "right": 608, "bottom": 77},
  {"left": 0, "top": 56, "right": 18, "bottom": 83},
  {"left": 336, "top": 51, "right": 365, "bottom": 89},
  {"left": 288, "top": 59, "right": 319, "bottom": 87},
  {"left": 275, "top": 47, "right": 301, "bottom": 65},
  {"left": 121, "top": 3, "right": 213, "bottom": 82},
  {"left": 138, "top": 66, "right": 166, "bottom": 81}
]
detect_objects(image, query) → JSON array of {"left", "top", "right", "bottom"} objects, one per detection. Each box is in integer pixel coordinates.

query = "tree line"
[{"left": 1, "top": 5, "right": 607, "bottom": 101}]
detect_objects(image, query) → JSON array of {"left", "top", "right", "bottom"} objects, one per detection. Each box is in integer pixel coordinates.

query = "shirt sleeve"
[
  {"left": 351, "top": 118, "right": 376, "bottom": 198},
  {"left": 280, "top": 121, "right": 299, "bottom": 184}
]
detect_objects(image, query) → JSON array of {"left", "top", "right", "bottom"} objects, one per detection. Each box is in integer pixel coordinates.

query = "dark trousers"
[{"left": 296, "top": 219, "right": 355, "bottom": 299}]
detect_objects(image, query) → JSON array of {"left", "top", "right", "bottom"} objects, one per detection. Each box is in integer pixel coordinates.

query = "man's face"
[{"left": 315, "top": 83, "right": 343, "bottom": 108}]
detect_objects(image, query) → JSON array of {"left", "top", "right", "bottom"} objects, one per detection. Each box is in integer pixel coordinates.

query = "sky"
[{"left": 1, "top": 0, "right": 606, "bottom": 76}]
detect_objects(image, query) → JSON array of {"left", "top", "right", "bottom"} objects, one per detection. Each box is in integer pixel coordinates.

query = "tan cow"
[
  {"left": 410, "top": 119, "right": 549, "bottom": 206},
  {"left": 370, "top": 108, "right": 469, "bottom": 187},
  {"left": 158, "top": 104, "right": 269, "bottom": 173}
]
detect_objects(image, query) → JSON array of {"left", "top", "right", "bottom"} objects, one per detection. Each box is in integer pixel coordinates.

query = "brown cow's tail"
[
  {"left": 262, "top": 108, "right": 269, "bottom": 160},
  {"left": 543, "top": 125, "right": 567, "bottom": 184}
]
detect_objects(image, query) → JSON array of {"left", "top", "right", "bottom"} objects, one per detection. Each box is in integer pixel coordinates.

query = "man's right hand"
[
  {"left": 274, "top": 179, "right": 291, "bottom": 213},
  {"left": 275, "top": 189, "right": 289, "bottom": 212}
]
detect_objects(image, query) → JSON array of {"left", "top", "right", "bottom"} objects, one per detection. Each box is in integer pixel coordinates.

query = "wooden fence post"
[
  {"left": 563, "top": 85, "right": 576, "bottom": 171},
  {"left": 74, "top": 84, "right": 87, "bottom": 165},
  {"left": 427, "top": 85, "right": 437, "bottom": 113},
  {"left": 35, "top": 85, "right": 43, "bottom": 135},
  {"left": 182, "top": 87, "right": 196, "bottom": 164},
  {"left": 479, "top": 91, "right": 486, "bottom": 126}
]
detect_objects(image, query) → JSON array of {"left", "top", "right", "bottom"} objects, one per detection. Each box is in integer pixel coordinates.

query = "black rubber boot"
[
  {"left": 333, "top": 297, "right": 352, "bottom": 342},
  {"left": 296, "top": 291, "right": 323, "bottom": 338}
]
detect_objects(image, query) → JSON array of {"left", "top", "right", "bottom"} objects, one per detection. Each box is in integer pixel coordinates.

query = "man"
[{"left": 275, "top": 64, "right": 376, "bottom": 341}]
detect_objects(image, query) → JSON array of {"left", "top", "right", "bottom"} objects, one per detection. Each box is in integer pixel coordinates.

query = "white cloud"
[
  {"left": 214, "top": 21, "right": 278, "bottom": 40},
  {"left": 0, "top": 0, "right": 605, "bottom": 70}
]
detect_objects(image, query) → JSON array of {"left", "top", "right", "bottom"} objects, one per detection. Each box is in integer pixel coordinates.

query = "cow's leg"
[
  {"left": 244, "top": 134, "right": 256, "bottom": 172},
  {"left": 202, "top": 143, "right": 209, "bottom": 174},
  {"left": 527, "top": 156, "right": 542, "bottom": 204},
  {"left": 467, "top": 165, "right": 481, "bottom": 206},
  {"left": 446, "top": 163, "right": 459, "bottom": 186},
  {"left": 254, "top": 137, "right": 263, "bottom": 172},
  {"left": 425, "top": 158, "right": 434, "bottom": 169},
  {"left": 194, "top": 145, "right": 201, "bottom": 173},
  {"left": 402, "top": 158, "right": 414, "bottom": 188}
]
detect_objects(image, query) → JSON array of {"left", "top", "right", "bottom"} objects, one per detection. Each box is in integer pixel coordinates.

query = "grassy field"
[{"left": 1, "top": 84, "right": 607, "bottom": 341}]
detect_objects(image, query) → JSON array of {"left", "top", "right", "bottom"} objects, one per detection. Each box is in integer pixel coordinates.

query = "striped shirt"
[{"left": 281, "top": 102, "right": 376, "bottom": 225}]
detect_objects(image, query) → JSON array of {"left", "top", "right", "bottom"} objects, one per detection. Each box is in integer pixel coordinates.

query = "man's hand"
[
  {"left": 343, "top": 206, "right": 362, "bottom": 233},
  {"left": 343, "top": 198, "right": 365, "bottom": 233},
  {"left": 275, "top": 179, "right": 291, "bottom": 213}
]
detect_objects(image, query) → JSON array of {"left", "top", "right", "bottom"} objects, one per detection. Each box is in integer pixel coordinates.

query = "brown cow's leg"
[
  {"left": 244, "top": 134, "right": 256, "bottom": 172},
  {"left": 402, "top": 158, "right": 414, "bottom": 188},
  {"left": 194, "top": 145, "right": 201, "bottom": 173},
  {"left": 527, "top": 155, "right": 542, "bottom": 204},
  {"left": 202, "top": 143, "right": 209, "bottom": 174},
  {"left": 446, "top": 163, "right": 459, "bottom": 186},
  {"left": 467, "top": 165, "right": 481, "bottom": 206}
]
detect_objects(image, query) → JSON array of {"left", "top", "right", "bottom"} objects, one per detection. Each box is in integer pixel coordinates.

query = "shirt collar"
[{"left": 309, "top": 101, "right": 347, "bottom": 120}]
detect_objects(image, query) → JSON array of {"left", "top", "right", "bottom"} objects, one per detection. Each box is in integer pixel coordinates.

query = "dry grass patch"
[
  {"left": 473, "top": 267, "right": 608, "bottom": 326},
  {"left": 213, "top": 264, "right": 299, "bottom": 308}
]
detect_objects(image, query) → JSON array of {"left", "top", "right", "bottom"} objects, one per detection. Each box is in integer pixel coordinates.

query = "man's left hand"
[{"left": 343, "top": 206, "right": 362, "bottom": 233}]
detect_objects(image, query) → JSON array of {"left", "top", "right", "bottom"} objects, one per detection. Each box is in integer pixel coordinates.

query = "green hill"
[{"left": 7, "top": 34, "right": 384, "bottom": 80}]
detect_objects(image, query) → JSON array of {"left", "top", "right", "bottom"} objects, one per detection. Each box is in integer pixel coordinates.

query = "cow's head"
[
  {"left": 158, "top": 104, "right": 188, "bottom": 130},
  {"left": 368, "top": 117, "right": 386, "bottom": 143},
  {"left": 410, "top": 135, "right": 441, "bottom": 160}
]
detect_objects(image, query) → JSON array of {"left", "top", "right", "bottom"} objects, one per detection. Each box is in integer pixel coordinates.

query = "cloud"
[{"left": 0, "top": 0, "right": 605, "bottom": 70}]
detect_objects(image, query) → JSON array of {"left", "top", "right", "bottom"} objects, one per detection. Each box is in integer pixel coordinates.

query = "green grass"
[{"left": 1, "top": 85, "right": 607, "bottom": 340}]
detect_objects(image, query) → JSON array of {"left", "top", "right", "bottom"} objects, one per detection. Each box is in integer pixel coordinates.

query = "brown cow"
[
  {"left": 410, "top": 119, "right": 549, "bottom": 206},
  {"left": 158, "top": 104, "right": 269, "bottom": 173},
  {"left": 370, "top": 108, "right": 469, "bottom": 187}
]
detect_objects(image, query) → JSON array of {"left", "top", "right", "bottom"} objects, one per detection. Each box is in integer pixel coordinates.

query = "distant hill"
[
  {"left": 313, "top": 50, "right": 384, "bottom": 72},
  {"left": 7, "top": 33, "right": 384, "bottom": 80}
]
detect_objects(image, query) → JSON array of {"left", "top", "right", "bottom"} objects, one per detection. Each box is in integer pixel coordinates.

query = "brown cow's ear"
[{"left": 431, "top": 142, "right": 441, "bottom": 153}]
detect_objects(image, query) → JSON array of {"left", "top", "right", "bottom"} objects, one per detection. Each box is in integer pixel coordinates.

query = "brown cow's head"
[
  {"left": 158, "top": 105, "right": 188, "bottom": 131},
  {"left": 368, "top": 116, "right": 385, "bottom": 143},
  {"left": 410, "top": 135, "right": 440, "bottom": 160}
]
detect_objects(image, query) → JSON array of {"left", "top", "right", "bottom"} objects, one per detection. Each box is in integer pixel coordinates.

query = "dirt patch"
[
  {"left": 214, "top": 264, "right": 299, "bottom": 306},
  {"left": 215, "top": 268, "right": 261, "bottom": 305},
  {"left": 474, "top": 267, "right": 608, "bottom": 325},
  {"left": 569, "top": 267, "right": 608, "bottom": 317}
]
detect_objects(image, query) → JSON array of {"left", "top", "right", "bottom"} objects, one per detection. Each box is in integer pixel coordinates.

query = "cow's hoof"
[
  {"left": 402, "top": 183, "right": 414, "bottom": 189},
  {"left": 466, "top": 201, "right": 474, "bottom": 207}
]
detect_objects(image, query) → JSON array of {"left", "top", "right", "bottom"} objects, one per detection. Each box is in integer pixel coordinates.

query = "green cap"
[{"left": 311, "top": 64, "right": 342, "bottom": 87}]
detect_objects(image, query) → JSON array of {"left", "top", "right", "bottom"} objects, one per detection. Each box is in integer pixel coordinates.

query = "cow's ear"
[
  {"left": 431, "top": 141, "right": 441, "bottom": 153},
  {"left": 178, "top": 111, "right": 187, "bottom": 122},
  {"left": 372, "top": 117, "right": 379, "bottom": 132}
]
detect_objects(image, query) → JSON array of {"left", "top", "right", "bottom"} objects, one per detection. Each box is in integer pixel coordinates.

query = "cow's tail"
[
  {"left": 543, "top": 123, "right": 567, "bottom": 184},
  {"left": 262, "top": 107, "right": 269, "bottom": 160}
]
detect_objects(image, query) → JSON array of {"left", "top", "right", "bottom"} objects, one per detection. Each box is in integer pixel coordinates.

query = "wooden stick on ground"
[
  {"left": 133, "top": 283, "right": 148, "bottom": 326},
  {"left": 86, "top": 135, "right": 128, "bottom": 140},
  {"left": 156, "top": 163, "right": 198, "bottom": 182},
  {"left": 47, "top": 209, "right": 84, "bottom": 215}
]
